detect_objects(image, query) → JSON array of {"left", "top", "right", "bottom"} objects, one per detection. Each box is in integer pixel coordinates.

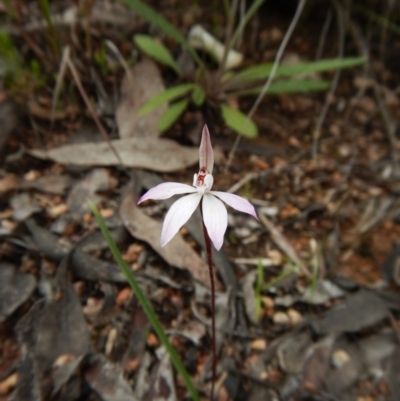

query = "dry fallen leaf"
[
  {"left": 29, "top": 137, "right": 199, "bottom": 172},
  {"left": 116, "top": 58, "right": 167, "bottom": 138},
  {"left": 120, "top": 190, "right": 218, "bottom": 288},
  {"left": 66, "top": 168, "right": 116, "bottom": 219}
]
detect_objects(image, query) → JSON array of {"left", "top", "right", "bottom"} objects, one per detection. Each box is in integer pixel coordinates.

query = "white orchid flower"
[{"left": 138, "top": 125, "right": 258, "bottom": 250}]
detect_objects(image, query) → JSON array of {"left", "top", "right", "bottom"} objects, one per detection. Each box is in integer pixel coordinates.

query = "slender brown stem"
[{"left": 200, "top": 204, "right": 217, "bottom": 401}]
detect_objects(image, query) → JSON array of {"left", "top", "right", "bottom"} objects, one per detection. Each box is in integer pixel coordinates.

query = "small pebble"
[
  {"left": 251, "top": 338, "right": 267, "bottom": 351},
  {"left": 0, "top": 373, "right": 18, "bottom": 395},
  {"left": 273, "top": 311, "right": 290, "bottom": 325},
  {"left": 100, "top": 208, "right": 114, "bottom": 218},
  {"left": 47, "top": 203, "right": 68, "bottom": 218},
  {"left": 116, "top": 287, "right": 132, "bottom": 306},
  {"left": 105, "top": 327, "right": 118, "bottom": 356},
  {"left": 147, "top": 332, "right": 159, "bottom": 347},
  {"left": 267, "top": 249, "right": 283, "bottom": 265},
  {"left": 124, "top": 359, "right": 140, "bottom": 373},
  {"left": 53, "top": 354, "right": 75, "bottom": 367},
  {"left": 262, "top": 296, "right": 274, "bottom": 310},
  {"left": 82, "top": 297, "right": 104, "bottom": 316},
  {"left": 331, "top": 349, "right": 350, "bottom": 368},
  {"left": 287, "top": 308, "right": 302, "bottom": 326},
  {"left": 24, "top": 170, "right": 40, "bottom": 181}
]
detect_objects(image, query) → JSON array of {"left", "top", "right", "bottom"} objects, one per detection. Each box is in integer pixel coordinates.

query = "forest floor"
[{"left": 1, "top": 1, "right": 400, "bottom": 400}]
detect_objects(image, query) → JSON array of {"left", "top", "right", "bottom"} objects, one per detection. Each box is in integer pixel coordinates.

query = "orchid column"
[{"left": 138, "top": 125, "right": 258, "bottom": 400}]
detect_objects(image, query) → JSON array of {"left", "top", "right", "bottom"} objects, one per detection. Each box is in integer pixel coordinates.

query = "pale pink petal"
[
  {"left": 202, "top": 194, "right": 228, "bottom": 250},
  {"left": 210, "top": 191, "right": 258, "bottom": 220},
  {"left": 204, "top": 174, "right": 213, "bottom": 191},
  {"left": 137, "top": 182, "right": 196, "bottom": 204},
  {"left": 161, "top": 193, "right": 202, "bottom": 247},
  {"left": 199, "top": 125, "right": 214, "bottom": 174}
]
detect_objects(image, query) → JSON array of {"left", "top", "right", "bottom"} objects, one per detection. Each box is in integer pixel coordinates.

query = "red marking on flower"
[{"left": 196, "top": 167, "right": 208, "bottom": 186}]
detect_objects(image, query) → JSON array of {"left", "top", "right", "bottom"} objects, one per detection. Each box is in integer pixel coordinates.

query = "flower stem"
[{"left": 201, "top": 216, "right": 217, "bottom": 401}]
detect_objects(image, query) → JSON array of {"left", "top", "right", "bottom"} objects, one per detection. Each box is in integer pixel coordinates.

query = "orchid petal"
[
  {"left": 202, "top": 194, "right": 227, "bottom": 250},
  {"left": 204, "top": 174, "right": 213, "bottom": 191},
  {"left": 161, "top": 193, "right": 202, "bottom": 247},
  {"left": 210, "top": 191, "right": 258, "bottom": 219},
  {"left": 138, "top": 182, "right": 196, "bottom": 204},
  {"left": 199, "top": 125, "right": 214, "bottom": 174}
]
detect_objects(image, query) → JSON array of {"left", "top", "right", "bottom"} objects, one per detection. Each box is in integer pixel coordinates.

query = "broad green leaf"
[
  {"left": 220, "top": 104, "right": 258, "bottom": 138},
  {"left": 236, "top": 79, "right": 331, "bottom": 96},
  {"left": 139, "top": 83, "right": 194, "bottom": 115},
  {"left": 158, "top": 99, "right": 189, "bottom": 132},
  {"left": 89, "top": 202, "right": 200, "bottom": 401},
  {"left": 134, "top": 34, "right": 181, "bottom": 74},
  {"left": 191, "top": 85, "right": 206, "bottom": 106},
  {"left": 232, "top": 57, "right": 366, "bottom": 83},
  {"left": 120, "top": 0, "right": 203, "bottom": 66}
]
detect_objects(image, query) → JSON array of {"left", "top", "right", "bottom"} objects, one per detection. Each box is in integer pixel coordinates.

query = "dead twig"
[
  {"left": 65, "top": 50, "right": 123, "bottom": 166},
  {"left": 315, "top": 7, "right": 333, "bottom": 61},
  {"left": 225, "top": 0, "right": 308, "bottom": 172},
  {"left": 336, "top": 0, "right": 399, "bottom": 172},
  {"left": 371, "top": 79, "right": 399, "bottom": 170},
  {"left": 51, "top": 46, "right": 70, "bottom": 129},
  {"left": 258, "top": 212, "right": 311, "bottom": 278},
  {"left": 312, "top": 0, "right": 345, "bottom": 161},
  {"left": 104, "top": 40, "right": 133, "bottom": 85}
]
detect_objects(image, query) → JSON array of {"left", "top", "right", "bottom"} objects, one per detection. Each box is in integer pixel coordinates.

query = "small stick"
[
  {"left": 312, "top": 0, "right": 345, "bottom": 161},
  {"left": 225, "top": 0, "right": 308, "bottom": 172},
  {"left": 259, "top": 212, "right": 311, "bottom": 278},
  {"left": 66, "top": 53, "right": 123, "bottom": 166}
]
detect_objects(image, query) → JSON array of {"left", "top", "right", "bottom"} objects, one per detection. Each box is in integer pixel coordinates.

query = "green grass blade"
[
  {"left": 157, "top": 99, "right": 189, "bottom": 132},
  {"left": 233, "top": 57, "right": 366, "bottom": 83},
  {"left": 220, "top": 103, "right": 258, "bottom": 138},
  {"left": 38, "top": 0, "right": 60, "bottom": 55},
  {"left": 134, "top": 34, "right": 181, "bottom": 74},
  {"left": 120, "top": 0, "right": 203, "bottom": 66},
  {"left": 0, "top": 31, "right": 21, "bottom": 68},
  {"left": 236, "top": 79, "right": 330, "bottom": 96},
  {"left": 89, "top": 202, "right": 200, "bottom": 401},
  {"left": 229, "top": 0, "right": 265, "bottom": 51},
  {"left": 263, "top": 264, "right": 297, "bottom": 291},
  {"left": 139, "top": 83, "right": 194, "bottom": 115},
  {"left": 255, "top": 258, "right": 264, "bottom": 321},
  {"left": 354, "top": 5, "right": 400, "bottom": 35}
]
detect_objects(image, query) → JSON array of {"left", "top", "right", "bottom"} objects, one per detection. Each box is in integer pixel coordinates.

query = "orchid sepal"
[{"left": 138, "top": 124, "right": 258, "bottom": 250}]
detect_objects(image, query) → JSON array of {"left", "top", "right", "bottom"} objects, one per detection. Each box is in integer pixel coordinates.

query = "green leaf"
[
  {"left": 157, "top": 99, "right": 189, "bottom": 132},
  {"left": 139, "top": 84, "right": 194, "bottom": 115},
  {"left": 233, "top": 64, "right": 273, "bottom": 82},
  {"left": 89, "top": 202, "right": 200, "bottom": 401},
  {"left": 120, "top": 0, "right": 203, "bottom": 67},
  {"left": 220, "top": 104, "right": 258, "bottom": 138},
  {"left": 191, "top": 85, "right": 206, "bottom": 106},
  {"left": 134, "top": 34, "right": 181, "bottom": 74},
  {"left": 233, "top": 57, "right": 366, "bottom": 83},
  {"left": 237, "top": 79, "right": 331, "bottom": 96},
  {"left": 255, "top": 258, "right": 264, "bottom": 322}
]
